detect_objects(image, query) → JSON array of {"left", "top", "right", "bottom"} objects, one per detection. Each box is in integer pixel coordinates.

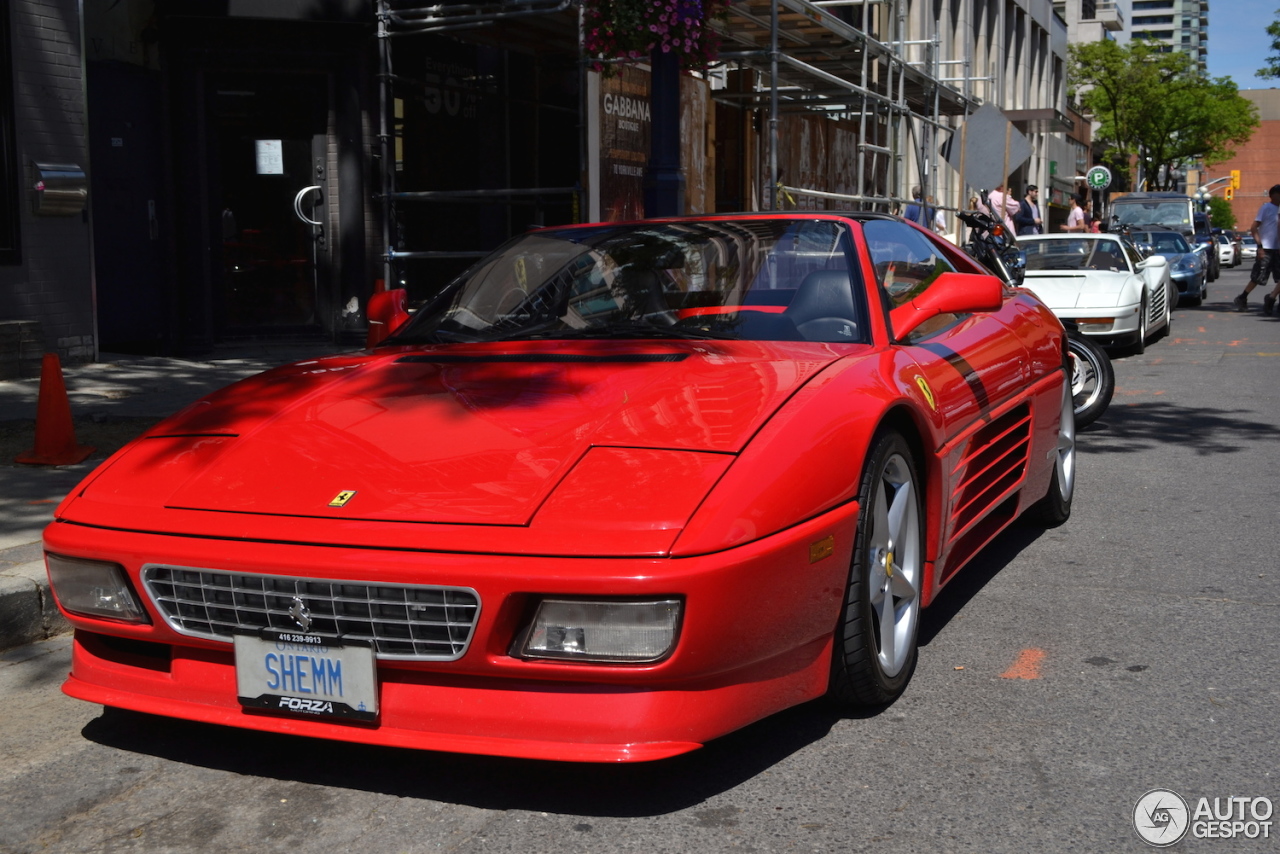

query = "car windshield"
[
  {"left": 1112, "top": 201, "right": 1192, "bottom": 231},
  {"left": 1243, "top": 236, "right": 1257, "bottom": 245},
  {"left": 1132, "top": 232, "right": 1191, "bottom": 254},
  {"left": 388, "top": 219, "right": 868, "bottom": 344},
  {"left": 1021, "top": 238, "right": 1131, "bottom": 272}
]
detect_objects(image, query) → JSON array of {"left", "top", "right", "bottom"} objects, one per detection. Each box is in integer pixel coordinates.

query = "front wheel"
[
  {"left": 1129, "top": 295, "right": 1148, "bottom": 355},
  {"left": 1067, "top": 332, "right": 1115, "bottom": 428},
  {"left": 829, "top": 432, "right": 924, "bottom": 708}
]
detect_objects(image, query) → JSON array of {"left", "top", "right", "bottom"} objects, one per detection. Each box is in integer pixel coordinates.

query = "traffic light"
[
  {"left": 1225, "top": 187, "right": 1235, "bottom": 201},
  {"left": 1231, "top": 170, "right": 1241, "bottom": 190}
]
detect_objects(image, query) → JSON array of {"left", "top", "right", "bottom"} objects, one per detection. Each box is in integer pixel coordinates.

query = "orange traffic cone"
[{"left": 15, "top": 353, "right": 95, "bottom": 466}]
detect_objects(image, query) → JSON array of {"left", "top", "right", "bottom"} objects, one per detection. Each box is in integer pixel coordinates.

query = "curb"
[{"left": 0, "top": 559, "right": 69, "bottom": 649}]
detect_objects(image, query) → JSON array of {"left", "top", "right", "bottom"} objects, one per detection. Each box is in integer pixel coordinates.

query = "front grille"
[{"left": 141, "top": 565, "right": 480, "bottom": 661}]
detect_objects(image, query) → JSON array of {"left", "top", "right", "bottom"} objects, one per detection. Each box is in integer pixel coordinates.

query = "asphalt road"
[{"left": 2, "top": 266, "right": 1278, "bottom": 854}]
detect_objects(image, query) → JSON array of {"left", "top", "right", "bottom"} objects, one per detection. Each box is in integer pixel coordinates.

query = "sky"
[{"left": 1193, "top": 0, "right": 1275, "bottom": 88}]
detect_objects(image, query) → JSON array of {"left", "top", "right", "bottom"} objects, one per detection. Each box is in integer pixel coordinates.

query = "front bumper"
[
  {"left": 1170, "top": 271, "right": 1202, "bottom": 295},
  {"left": 1052, "top": 305, "right": 1142, "bottom": 348},
  {"left": 45, "top": 505, "right": 855, "bottom": 762}
]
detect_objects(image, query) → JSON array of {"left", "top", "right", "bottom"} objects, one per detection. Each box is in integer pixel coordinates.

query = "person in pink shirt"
[
  {"left": 1063, "top": 195, "right": 1086, "bottom": 233},
  {"left": 986, "top": 184, "right": 1021, "bottom": 234}
]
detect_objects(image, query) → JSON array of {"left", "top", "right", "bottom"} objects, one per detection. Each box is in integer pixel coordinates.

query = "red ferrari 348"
[{"left": 44, "top": 213, "right": 1074, "bottom": 762}]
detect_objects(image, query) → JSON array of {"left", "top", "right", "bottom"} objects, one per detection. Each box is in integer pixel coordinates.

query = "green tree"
[
  {"left": 1257, "top": 9, "right": 1280, "bottom": 78},
  {"left": 1068, "top": 40, "right": 1259, "bottom": 191},
  {"left": 1207, "top": 196, "right": 1236, "bottom": 231}
]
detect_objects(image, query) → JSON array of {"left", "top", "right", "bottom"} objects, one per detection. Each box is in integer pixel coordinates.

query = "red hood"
[{"left": 79, "top": 341, "right": 852, "bottom": 527}]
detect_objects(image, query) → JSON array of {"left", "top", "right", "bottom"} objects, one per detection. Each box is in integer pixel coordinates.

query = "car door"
[{"left": 862, "top": 220, "right": 1029, "bottom": 440}]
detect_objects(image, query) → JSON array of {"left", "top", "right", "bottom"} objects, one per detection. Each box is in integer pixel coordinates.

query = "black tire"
[
  {"left": 1028, "top": 375, "right": 1076, "bottom": 527},
  {"left": 829, "top": 432, "right": 924, "bottom": 708},
  {"left": 1129, "top": 295, "right": 1148, "bottom": 355},
  {"left": 1067, "top": 333, "right": 1114, "bottom": 428},
  {"left": 1157, "top": 297, "right": 1173, "bottom": 339}
]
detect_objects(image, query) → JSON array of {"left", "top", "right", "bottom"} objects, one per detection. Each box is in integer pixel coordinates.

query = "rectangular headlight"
[
  {"left": 46, "top": 553, "right": 149, "bottom": 624},
  {"left": 1075, "top": 317, "right": 1115, "bottom": 332},
  {"left": 518, "top": 599, "right": 681, "bottom": 663}
]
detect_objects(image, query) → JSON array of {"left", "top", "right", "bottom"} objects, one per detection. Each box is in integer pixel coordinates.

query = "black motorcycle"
[{"left": 957, "top": 194, "right": 1114, "bottom": 428}]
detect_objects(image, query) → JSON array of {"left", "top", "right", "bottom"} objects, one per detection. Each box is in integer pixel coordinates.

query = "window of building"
[
  {"left": 1131, "top": 0, "right": 1174, "bottom": 9},
  {"left": 0, "top": 0, "right": 20, "bottom": 264},
  {"left": 1133, "top": 15, "right": 1175, "bottom": 24}
]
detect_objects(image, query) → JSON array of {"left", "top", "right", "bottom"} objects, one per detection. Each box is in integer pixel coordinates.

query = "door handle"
[{"left": 293, "top": 185, "right": 322, "bottom": 226}]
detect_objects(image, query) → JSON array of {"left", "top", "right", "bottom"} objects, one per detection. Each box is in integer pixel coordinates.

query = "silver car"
[{"left": 1241, "top": 236, "right": 1258, "bottom": 262}]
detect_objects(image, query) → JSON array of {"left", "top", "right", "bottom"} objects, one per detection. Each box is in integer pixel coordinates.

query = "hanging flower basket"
[{"left": 583, "top": 0, "right": 728, "bottom": 74}]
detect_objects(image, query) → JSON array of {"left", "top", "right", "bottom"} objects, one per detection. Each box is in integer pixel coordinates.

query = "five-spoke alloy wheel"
[{"left": 830, "top": 432, "right": 923, "bottom": 707}]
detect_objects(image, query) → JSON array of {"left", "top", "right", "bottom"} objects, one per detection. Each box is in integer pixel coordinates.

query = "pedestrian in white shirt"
[
  {"left": 1234, "top": 184, "right": 1280, "bottom": 314},
  {"left": 1063, "top": 195, "right": 1086, "bottom": 233}
]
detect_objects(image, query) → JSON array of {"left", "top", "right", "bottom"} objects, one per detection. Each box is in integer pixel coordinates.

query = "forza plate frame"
[{"left": 234, "top": 629, "right": 379, "bottom": 723}]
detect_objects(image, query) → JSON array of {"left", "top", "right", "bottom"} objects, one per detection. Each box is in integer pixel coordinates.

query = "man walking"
[
  {"left": 1014, "top": 185, "right": 1043, "bottom": 236},
  {"left": 1233, "top": 184, "right": 1280, "bottom": 312}
]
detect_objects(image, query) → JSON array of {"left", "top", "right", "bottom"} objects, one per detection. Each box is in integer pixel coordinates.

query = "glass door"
[{"left": 210, "top": 73, "right": 328, "bottom": 333}]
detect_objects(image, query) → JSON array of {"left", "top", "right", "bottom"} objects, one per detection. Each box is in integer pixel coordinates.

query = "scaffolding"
[
  {"left": 373, "top": 0, "right": 985, "bottom": 288},
  {"left": 376, "top": 0, "right": 584, "bottom": 290},
  {"left": 707, "top": 0, "right": 982, "bottom": 215}
]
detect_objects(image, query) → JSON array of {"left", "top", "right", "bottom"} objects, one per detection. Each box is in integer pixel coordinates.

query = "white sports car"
[{"left": 1016, "top": 234, "right": 1175, "bottom": 355}]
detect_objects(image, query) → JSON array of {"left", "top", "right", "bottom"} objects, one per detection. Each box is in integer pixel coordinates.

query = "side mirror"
[
  {"left": 366, "top": 288, "right": 410, "bottom": 348},
  {"left": 1136, "top": 255, "right": 1168, "bottom": 271},
  {"left": 890, "top": 272, "right": 1004, "bottom": 341}
]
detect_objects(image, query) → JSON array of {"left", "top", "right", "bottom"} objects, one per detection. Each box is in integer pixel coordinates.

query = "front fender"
[{"left": 672, "top": 350, "right": 939, "bottom": 557}]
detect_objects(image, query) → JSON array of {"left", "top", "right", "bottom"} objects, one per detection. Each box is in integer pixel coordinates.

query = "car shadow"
[
  {"left": 81, "top": 695, "right": 849, "bottom": 816},
  {"left": 1073, "top": 400, "right": 1280, "bottom": 455},
  {"left": 916, "top": 523, "right": 1043, "bottom": 649}
]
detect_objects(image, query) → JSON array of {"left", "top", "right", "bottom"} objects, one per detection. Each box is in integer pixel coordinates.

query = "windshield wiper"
[
  {"left": 511, "top": 321, "right": 741, "bottom": 341},
  {"left": 387, "top": 328, "right": 484, "bottom": 345}
]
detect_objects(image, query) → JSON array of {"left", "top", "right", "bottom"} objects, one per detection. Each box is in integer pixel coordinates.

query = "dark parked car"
[
  {"left": 1131, "top": 230, "right": 1208, "bottom": 305},
  {"left": 1190, "top": 231, "right": 1220, "bottom": 282}
]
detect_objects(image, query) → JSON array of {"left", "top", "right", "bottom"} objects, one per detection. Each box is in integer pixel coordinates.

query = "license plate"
[{"left": 234, "top": 631, "right": 378, "bottom": 722}]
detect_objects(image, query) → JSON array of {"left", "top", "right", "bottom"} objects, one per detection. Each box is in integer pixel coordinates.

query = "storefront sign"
[{"left": 600, "top": 67, "right": 651, "bottom": 221}]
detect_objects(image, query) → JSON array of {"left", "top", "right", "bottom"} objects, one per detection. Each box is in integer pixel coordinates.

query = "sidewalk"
[{"left": 0, "top": 342, "right": 351, "bottom": 649}]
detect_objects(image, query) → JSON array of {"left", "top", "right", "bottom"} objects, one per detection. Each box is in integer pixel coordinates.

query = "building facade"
[
  {"left": 1202, "top": 89, "right": 1280, "bottom": 229},
  {"left": 1127, "top": 0, "right": 1208, "bottom": 71},
  {"left": 0, "top": 0, "right": 94, "bottom": 377},
  {"left": 1, "top": 0, "right": 1073, "bottom": 365},
  {"left": 1053, "top": 0, "right": 1125, "bottom": 43}
]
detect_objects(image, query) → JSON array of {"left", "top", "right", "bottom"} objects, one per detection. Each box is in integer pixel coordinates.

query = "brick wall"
[
  {"left": 1203, "top": 90, "right": 1280, "bottom": 232},
  {"left": 0, "top": 0, "right": 95, "bottom": 368}
]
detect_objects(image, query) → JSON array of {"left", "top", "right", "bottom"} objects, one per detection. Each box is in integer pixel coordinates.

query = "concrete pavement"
[{"left": 0, "top": 342, "right": 352, "bottom": 649}]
